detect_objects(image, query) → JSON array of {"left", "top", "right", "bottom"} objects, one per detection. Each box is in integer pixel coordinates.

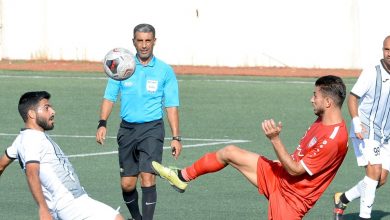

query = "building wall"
[{"left": 0, "top": 0, "right": 389, "bottom": 69}]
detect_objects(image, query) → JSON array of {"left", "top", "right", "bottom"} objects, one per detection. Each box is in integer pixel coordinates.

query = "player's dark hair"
[
  {"left": 315, "top": 75, "right": 346, "bottom": 107},
  {"left": 18, "top": 91, "right": 51, "bottom": 122},
  {"left": 133, "top": 23, "right": 155, "bottom": 38}
]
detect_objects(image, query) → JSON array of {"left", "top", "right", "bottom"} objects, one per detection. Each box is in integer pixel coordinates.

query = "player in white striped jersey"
[
  {"left": 10, "top": 91, "right": 125, "bottom": 220},
  {"left": 334, "top": 35, "right": 390, "bottom": 220}
]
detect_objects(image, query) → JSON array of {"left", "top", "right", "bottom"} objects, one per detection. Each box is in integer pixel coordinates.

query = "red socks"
[{"left": 181, "top": 152, "right": 226, "bottom": 181}]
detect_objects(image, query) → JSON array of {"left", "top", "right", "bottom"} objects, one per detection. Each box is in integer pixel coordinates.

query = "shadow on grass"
[{"left": 342, "top": 210, "right": 390, "bottom": 219}]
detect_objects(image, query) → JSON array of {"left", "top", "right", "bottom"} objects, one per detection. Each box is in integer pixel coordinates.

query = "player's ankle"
[
  {"left": 177, "top": 170, "right": 188, "bottom": 182},
  {"left": 339, "top": 193, "right": 349, "bottom": 204}
]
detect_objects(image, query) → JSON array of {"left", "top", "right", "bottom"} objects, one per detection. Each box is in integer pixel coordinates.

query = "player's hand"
[
  {"left": 355, "top": 127, "right": 367, "bottom": 140},
  {"left": 352, "top": 117, "right": 366, "bottom": 140},
  {"left": 96, "top": 127, "right": 107, "bottom": 145},
  {"left": 261, "top": 119, "right": 282, "bottom": 140},
  {"left": 171, "top": 140, "right": 182, "bottom": 159}
]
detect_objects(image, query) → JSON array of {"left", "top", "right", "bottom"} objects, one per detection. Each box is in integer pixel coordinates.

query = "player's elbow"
[
  {"left": 0, "top": 164, "right": 8, "bottom": 176},
  {"left": 0, "top": 159, "right": 11, "bottom": 175},
  {"left": 285, "top": 164, "right": 306, "bottom": 176},
  {"left": 287, "top": 170, "right": 304, "bottom": 176}
]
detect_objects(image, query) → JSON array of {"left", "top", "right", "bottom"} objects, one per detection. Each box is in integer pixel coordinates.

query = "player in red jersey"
[{"left": 152, "top": 75, "right": 348, "bottom": 220}]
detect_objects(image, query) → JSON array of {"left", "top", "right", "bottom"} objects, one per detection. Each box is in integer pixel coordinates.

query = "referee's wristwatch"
[{"left": 172, "top": 136, "right": 182, "bottom": 142}]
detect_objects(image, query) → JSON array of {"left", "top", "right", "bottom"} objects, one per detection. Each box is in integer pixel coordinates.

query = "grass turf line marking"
[
  {"left": 0, "top": 133, "right": 248, "bottom": 141},
  {"left": 68, "top": 139, "right": 249, "bottom": 158},
  {"left": 0, "top": 132, "right": 249, "bottom": 158}
]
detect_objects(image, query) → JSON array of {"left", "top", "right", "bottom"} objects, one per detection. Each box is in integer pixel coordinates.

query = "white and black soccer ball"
[{"left": 103, "top": 48, "right": 136, "bottom": 81}]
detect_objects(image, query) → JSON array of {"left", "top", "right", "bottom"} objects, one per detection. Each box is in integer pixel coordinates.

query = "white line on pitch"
[
  {"left": 0, "top": 132, "right": 247, "bottom": 142},
  {"left": 68, "top": 139, "right": 250, "bottom": 158},
  {"left": 0, "top": 132, "right": 250, "bottom": 158}
]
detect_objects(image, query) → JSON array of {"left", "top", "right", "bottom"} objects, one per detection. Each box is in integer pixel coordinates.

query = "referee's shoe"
[{"left": 152, "top": 161, "right": 188, "bottom": 193}]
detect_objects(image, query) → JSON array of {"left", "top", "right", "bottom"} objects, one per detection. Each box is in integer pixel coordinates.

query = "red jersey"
[{"left": 281, "top": 117, "right": 348, "bottom": 215}]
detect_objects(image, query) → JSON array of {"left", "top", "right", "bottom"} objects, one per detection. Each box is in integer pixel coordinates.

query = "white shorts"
[
  {"left": 351, "top": 138, "right": 390, "bottom": 171},
  {"left": 56, "top": 194, "right": 119, "bottom": 220},
  {"left": 382, "top": 143, "right": 390, "bottom": 171}
]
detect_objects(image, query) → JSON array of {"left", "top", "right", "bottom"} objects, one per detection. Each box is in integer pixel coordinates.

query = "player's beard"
[
  {"left": 36, "top": 115, "right": 54, "bottom": 131},
  {"left": 314, "top": 107, "right": 324, "bottom": 117}
]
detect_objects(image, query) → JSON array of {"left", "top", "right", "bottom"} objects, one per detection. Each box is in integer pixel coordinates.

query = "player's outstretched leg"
[
  {"left": 152, "top": 161, "right": 188, "bottom": 193},
  {"left": 334, "top": 192, "right": 348, "bottom": 220},
  {"left": 153, "top": 152, "right": 227, "bottom": 193}
]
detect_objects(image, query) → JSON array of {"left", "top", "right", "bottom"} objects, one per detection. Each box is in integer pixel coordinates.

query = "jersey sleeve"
[
  {"left": 103, "top": 78, "right": 121, "bottom": 102},
  {"left": 5, "top": 145, "right": 17, "bottom": 160},
  {"left": 21, "top": 133, "right": 46, "bottom": 164},
  {"left": 300, "top": 138, "right": 339, "bottom": 176},
  {"left": 163, "top": 66, "right": 180, "bottom": 107},
  {"left": 350, "top": 68, "right": 374, "bottom": 98}
]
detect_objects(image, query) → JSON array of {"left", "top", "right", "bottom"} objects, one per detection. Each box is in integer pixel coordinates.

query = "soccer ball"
[{"left": 103, "top": 47, "right": 136, "bottom": 81}]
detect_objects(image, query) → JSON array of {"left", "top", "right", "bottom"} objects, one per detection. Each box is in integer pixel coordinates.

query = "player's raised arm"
[{"left": 261, "top": 119, "right": 305, "bottom": 176}]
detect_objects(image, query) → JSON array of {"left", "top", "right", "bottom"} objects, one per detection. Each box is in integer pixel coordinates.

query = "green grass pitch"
[{"left": 0, "top": 70, "right": 389, "bottom": 219}]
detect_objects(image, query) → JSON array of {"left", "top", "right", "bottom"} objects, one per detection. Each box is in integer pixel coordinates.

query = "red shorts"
[{"left": 257, "top": 156, "right": 302, "bottom": 220}]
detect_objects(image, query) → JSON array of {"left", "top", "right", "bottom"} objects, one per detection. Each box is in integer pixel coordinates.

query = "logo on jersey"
[
  {"left": 296, "top": 145, "right": 304, "bottom": 157},
  {"left": 296, "top": 136, "right": 318, "bottom": 157},
  {"left": 124, "top": 81, "right": 133, "bottom": 87},
  {"left": 308, "top": 137, "right": 318, "bottom": 148}
]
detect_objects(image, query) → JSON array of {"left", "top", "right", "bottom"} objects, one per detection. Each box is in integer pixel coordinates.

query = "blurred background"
[{"left": 0, "top": 0, "right": 389, "bottom": 69}]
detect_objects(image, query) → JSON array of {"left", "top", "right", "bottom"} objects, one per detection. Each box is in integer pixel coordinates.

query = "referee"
[{"left": 96, "top": 23, "right": 182, "bottom": 220}]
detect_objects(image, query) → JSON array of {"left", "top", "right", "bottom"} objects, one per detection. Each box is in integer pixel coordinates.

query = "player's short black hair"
[
  {"left": 18, "top": 91, "right": 51, "bottom": 122},
  {"left": 315, "top": 75, "right": 346, "bottom": 107},
  {"left": 133, "top": 23, "right": 155, "bottom": 38}
]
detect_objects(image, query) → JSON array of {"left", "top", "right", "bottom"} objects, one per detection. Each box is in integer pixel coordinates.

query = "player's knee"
[
  {"left": 115, "top": 214, "right": 125, "bottom": 220},
  {"left": 220, "top": 145, "right": 239, "bottom": 160},
  {"left": 221, "top": 144, "right": 238, "bottom": 153},
  {"left": 367, "top": 164, "right": 382, "bottom": 178},
  {"left": 121, "top": 180, "right": 137, "bottom": 191},
  {"left": 140, "top": 172, "right": 156, "bottom": 187},
  {"left": 378, "top": 177, "right": 387, "bottom": 187}
]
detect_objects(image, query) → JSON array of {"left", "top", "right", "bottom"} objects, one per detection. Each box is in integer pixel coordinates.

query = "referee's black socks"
[
  {"left": 123, "top": 189, "right": 142, "bottom": 220},
  {"left": 142, "top": 185, "right": 157, "bottom": 220}
]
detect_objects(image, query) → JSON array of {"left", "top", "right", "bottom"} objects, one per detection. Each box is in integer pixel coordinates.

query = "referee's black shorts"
[{"left": 117, "top": 119, "right": 165, "bottom": 177}]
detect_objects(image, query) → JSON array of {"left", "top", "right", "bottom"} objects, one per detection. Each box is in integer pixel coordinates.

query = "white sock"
[
  {"left": 345, "top": 180, "right": 363, "bottom": 202},
  {"left": 359, "top": 176, "right": 378, "bottom": 218}
]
